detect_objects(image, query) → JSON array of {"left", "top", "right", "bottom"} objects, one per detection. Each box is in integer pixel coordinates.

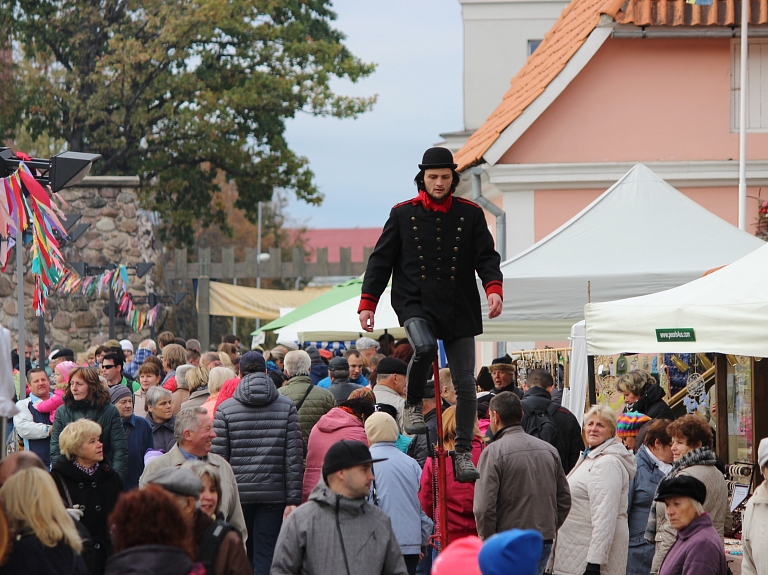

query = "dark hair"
[
  {"left": 26, "top": 367, "right": 48, "bottom": 381},
  {"left": 109, "top": 485, "right": 193, "bottom": 556},
  {"left": 527, "top": 369, "right": 554, "bottom": 389},
  {"left": 414, "top": 169, "right": 461, "bottom": 193},
  {"left": 344, "top": 350, "right": 362, "bottom": 360},
  {"left": 489, "top": 391, "right": 523, "bottom": 426},
  {"left": 173, "top": 337, "right": 187, "bottom": 347},
  {"left": 95, "top": 346, "right": 111, "bottom": 357},
  {"left": 222, "top": 334, "right": 239, "bottom": 345},
  {"left": 186, "top": 348, "right": 201, "bottom": 363},
  {"left": 157, "top": 332, "right": 175, "bottom": 348},
  {"left": 340, "top": 398, "right": 376, "bottom": 422},
  {"left": 103, "top": 352, "right": 124, "bottom": 369},
  {"left": 644, "top": 419, "right": 672, "bottom": 448},
  {"left": 667, "top": 415, "right": 713, "bottom": 449},
  {"left": 138, "top": 362, "right": 162, "bottom": 378},
  {"left": 65, "top": 367, "right": 110, "bottom": 409}
]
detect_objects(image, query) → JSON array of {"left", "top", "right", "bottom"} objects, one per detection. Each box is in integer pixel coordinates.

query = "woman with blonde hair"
[
  {"left": 202, "top": 366, "right": 236, "bottom": 418},
  {"left": 550, "top": 405, "right": 636, "bottom": 575},
  {"left": 181, "top": 365, "right": 211, "bottom": 410},
  {"left": 419, "top": 406, "right": 484, "bottom": 545},
  {"left": 52, "top": 419, "right": 123, "bottom": 575},
  {"left": 0, "top": 467, "right": 85, "bottom": 575}
]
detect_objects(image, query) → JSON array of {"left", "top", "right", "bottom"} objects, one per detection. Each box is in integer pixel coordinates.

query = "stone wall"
[{"left": 0, "top": 176, "right": 158, "bottom": 353}]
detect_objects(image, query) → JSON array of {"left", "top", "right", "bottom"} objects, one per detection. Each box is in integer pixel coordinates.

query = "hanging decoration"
[
  {"left": 0, "top": 161, "right": 69, "bottom": 316},
  {"left": 55, "top": 266, "right": 162, "bottom": 333}
]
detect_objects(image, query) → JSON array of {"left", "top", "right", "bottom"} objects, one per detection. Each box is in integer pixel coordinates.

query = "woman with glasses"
[{"left": 49, "top": 366, "right": 128, "bottom": 482}]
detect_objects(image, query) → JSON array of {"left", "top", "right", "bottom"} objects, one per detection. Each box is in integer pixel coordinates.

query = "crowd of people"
[{"left": 2, "top": 333, "right": 766, "bottom": 575}]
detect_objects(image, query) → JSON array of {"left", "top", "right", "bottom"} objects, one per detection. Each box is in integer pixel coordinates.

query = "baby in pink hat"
[{"left": 36, "top": 360, "right": 78, "bottom": 423}]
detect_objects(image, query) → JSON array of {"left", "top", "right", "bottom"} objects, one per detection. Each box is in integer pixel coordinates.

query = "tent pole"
[
  {"left": 587, "top": 355, "right": 596, "bottom": 405},
  {"left": 738, "top": 0, "right": 749, "bottom": 231}
]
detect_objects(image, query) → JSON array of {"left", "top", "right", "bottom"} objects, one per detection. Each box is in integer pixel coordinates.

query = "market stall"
[{"left": 477, "top": 164, "right": 764, "bottom": 341}]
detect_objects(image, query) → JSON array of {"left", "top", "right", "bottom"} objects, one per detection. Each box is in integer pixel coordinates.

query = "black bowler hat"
[
  {"left": 419, "top": 147, "right": 457, "bottom": 170},
  {"left": 322, "top": 440, "right": 387, "bottom": 481},
  {"left": 654, "top": 475, "right": 707, "bottom": 505}
]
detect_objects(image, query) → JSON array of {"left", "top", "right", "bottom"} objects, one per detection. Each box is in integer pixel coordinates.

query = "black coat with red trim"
[{"left": 360, "top": 194, "right": 503, "bottom": 340}]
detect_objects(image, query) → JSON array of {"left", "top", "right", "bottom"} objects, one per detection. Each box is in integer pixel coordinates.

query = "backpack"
[
  {"left": 198, "top": 519, "right": 236, "bottom": 574},
  {"left": 522, "top": 402, "right": 563, "bottom": 456}
]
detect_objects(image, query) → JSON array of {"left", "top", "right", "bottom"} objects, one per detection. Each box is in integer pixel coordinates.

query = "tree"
[{"left": 0, "top": 0, "right": 375, "bottom": 246}]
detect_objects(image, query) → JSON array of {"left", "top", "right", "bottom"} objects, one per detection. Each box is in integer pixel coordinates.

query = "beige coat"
[
  {"left": 742, "top": 480, "right": 768, "bottom": 575},
  {"left": 650, "top": 463, "right": 728, "bottom": 573},
  {"left": 550, "top": 438, "right": 636, "bottom": 575}
]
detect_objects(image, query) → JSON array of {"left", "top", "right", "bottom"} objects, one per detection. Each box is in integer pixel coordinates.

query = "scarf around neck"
[
  {"left": 415, "top": 189, "right": 452, "bottom": 213},
  {"left": 645, "top": 446, "right": 717, "bottom": 542}
]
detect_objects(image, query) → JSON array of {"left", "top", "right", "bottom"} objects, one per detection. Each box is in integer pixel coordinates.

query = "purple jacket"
[{"left": 658, "top": 513, "right": 727, "bottom": 575}]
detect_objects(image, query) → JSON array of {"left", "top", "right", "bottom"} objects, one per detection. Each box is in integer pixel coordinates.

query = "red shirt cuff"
[
  {"left": 485, "top": 281, "right": 504, "bottom": 300},
  {"left": 358, "top": 294, "right": 379, "bottom": 314}
]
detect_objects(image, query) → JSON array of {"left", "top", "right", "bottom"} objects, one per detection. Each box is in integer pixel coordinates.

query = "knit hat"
[
  {"left": 144, "top": 467, "right": 202, "bottom": 498},
  {"left": 376, "top": 357, "right": 408, "bottom": 376},
  {"left": 322, "top": 440, "right": 387, "bottom": 481},
  {"left": 304, "top": 346, "right": 323, "bottom": 366},
  {"left": 105, "top": 339, "right": 121, "bottom": 350},
  {"left": 355, "top": 337, "right": 378, "bottom": 351},
  {"left": 119, "top": 339, "right": 134, "bottom": 353},
  {"left": 432, "top": 536, "right": 482, "bottom": 575},
  {"left": 240, "top": 351, "right": 266, "bottom": 375},
  {"left": 109, "top": 384, "right": 133, "bottom": 405},
  {"left": 365, "top": 412, "right": 399, "bottom": 443},
  {"left": 760, "top": 437, "right": 768, "bottom": 470},
  {"left": 478, "top": 529, "right": 544, "bottom": 575},
  {"left": 55, "top": 361, "right": 78, "bottom": 384},
  {"left": 617, "top": 412, "right": 651, "bottom": 438},
  {"left": 348, "top": 387, "right": 376, "bottom": 404}
]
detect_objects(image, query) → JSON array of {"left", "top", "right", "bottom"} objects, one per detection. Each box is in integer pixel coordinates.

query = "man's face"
[
  {"left": 28, "top": 372, "right": 50, "bottom": 399},
  {"left": 183, "top": 414, "right": 217, "bottom": 457},
  {"left": 341, "top": 463, "right": 375, "bottom": 499},
  {"left": 492, "top": 368, "right": 513, "bottom": 390},
  {"left": 115, "top": 396, "right": 133, "bottom": 419},
  {"left": 100, "top": 360, "right": 122, "bottom": 385},
  {"left": 348, "top": 355, "right": 364, "bottom": 380},
  {"left": 423, "top": 168, "right": 453, "bottom": 202}
]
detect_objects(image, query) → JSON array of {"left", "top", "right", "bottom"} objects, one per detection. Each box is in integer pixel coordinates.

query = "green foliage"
[{"left": 1, "top": 0, "right": 376, "bottom": 246}]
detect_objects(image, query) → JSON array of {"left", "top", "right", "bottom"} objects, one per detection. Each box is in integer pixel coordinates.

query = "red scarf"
[{"left": 414, "top": 189, "right": 452, "bottom": 213}]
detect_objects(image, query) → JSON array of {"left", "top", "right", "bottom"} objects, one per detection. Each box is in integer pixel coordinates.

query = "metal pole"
[
  {"left": 109, "top": 284, "right": 116, "bottom": 339},
  {"left": 16, "top": 225, "right": 26, "bottom": 400},
  {"left": 255, "top": 201, "right": 262, "bottom": 331},
  {"left": 432, "top": 357, "right": 449, "bottom": 551},
  {"left": 38, "top": 315, "right": 45, "bottom": 372},
  {"left": 148, "top": 292, "right": 157, "bottom": 341},
  {"left": 232, "top": 277, "right": 237, "bottom": 335},
  {"left": 739, "top": 0, "right": 749, "bottom": 231}
]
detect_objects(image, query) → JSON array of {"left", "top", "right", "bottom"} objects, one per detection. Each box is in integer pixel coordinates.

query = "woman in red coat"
[
  {"left": 301, "top": 398, "right": 375, "bottom": 502},
  {"left": 419, "top": 406, "right": 485, "bottom": 545}
]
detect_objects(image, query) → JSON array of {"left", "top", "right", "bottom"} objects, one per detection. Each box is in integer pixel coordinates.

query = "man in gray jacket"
[
  {"left": 474, "top": 392, "right": 572, "bottom": 575},
  {"left": 271, "top": 440, "right": 408, "bottom": 575}
]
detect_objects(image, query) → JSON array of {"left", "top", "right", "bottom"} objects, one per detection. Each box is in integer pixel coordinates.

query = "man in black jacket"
[
  {"left": 359, "top": 147, "right": 503, "bottom": 482},
  {"left": 521, "top": 369, "right": 584, "bottom": 474},
  {"left": 212, "top": 351, "right": 303, "bottom": 575}
]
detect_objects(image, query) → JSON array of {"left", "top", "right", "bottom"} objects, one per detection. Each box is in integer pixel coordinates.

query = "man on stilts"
[{"left": 359, "top": 147, "right": 503, "bottom": 482}]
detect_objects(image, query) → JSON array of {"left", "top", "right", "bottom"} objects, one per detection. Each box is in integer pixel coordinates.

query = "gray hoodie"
[{"left": 271, "top": 478, "right": 408, "bottom": 575}]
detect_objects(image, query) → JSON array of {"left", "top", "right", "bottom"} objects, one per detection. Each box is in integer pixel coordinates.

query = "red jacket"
[
  {"left": 302, "top": 408, "right": 368, "bottom": 503},
  {"left": 419, "top": 437, "right": 484, "bottom": 544}
]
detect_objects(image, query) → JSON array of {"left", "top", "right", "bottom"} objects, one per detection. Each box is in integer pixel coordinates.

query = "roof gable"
[{"left": 455, "top": 0, "right": 768, "bottom": 172}]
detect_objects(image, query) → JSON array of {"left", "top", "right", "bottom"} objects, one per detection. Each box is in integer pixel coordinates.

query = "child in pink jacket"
[{"left": 36, "top": 361, "right": 78, "bottom": 423}]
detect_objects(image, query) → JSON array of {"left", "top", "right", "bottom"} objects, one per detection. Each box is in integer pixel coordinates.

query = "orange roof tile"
[
  {"left": 454, "top": 0, "right": 768, "bottom": 172},
  {"left": 617, "top": 0, "right": 768, "bottom": 27}
]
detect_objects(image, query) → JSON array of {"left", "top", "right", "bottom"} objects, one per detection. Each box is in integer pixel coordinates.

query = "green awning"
[{"left": 251, "top": 278, "right": 363, "bottom": 334}]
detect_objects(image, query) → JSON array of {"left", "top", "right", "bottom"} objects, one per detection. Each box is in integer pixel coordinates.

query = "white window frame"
[{"left": 731, "top": 38, "right": 768, "bottom": 133}]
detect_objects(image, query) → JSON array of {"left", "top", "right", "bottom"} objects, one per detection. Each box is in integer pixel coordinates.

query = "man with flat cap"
[
  {"left": 359, "top": 147, "right": 503, "bottom": 482},
  {"left": 271, "top": 440, "right": 408, "bottom": 575}
]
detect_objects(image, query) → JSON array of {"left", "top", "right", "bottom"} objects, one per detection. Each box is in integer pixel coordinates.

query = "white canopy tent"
[
  {"left": 585, "top": 242, "right": 768, "bottom": 357},
  {"left": 477, "top": 164, "right": 765, "bottom": 341},
  {"left": 277, "top": 287, "right": 407, "bottom": 342}
]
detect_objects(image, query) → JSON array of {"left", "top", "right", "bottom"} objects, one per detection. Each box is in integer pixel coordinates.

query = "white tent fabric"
[
  {"left": 477, "top": 164, "right": 764, "bottom": 341},
  {"left": 566, "top": 321, "right": 588, "bottom": 426},
  {"left": 277, "top": 287, "right": 406, "bottom": 342},
  {"left": 585, "top": 242, "right": 768, "bottom": 357}
]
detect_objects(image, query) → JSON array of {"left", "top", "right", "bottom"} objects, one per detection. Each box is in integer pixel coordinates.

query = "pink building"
[
  {"left": 454, "top": 0, "right": 768, "bottom": 257},
  {"left": 299, "top": 228, "right": 382, "bottom": 263}
]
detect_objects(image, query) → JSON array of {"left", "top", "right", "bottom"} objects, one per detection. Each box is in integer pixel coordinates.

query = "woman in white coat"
[
  {"left": 549, "top": 405, "right": 636, "bottom": 575},
  {"left": 743, "top": 437, "right": 768, "bottom": 575}
]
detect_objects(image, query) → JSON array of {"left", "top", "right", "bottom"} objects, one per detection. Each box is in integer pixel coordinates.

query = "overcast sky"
[{"left": 283, "top": 0, "right": 464, "bottom": 229}]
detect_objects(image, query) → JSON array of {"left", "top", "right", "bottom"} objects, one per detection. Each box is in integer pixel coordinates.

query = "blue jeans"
[
  {"left": 537, "top": 542, "right": 553, "bottom": 575},
  {"left": 404, "top": 318, "right": 476, "bottom": 453},
  {"left": 242, "top": 503, "right": 284, "bottom": 575}
]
